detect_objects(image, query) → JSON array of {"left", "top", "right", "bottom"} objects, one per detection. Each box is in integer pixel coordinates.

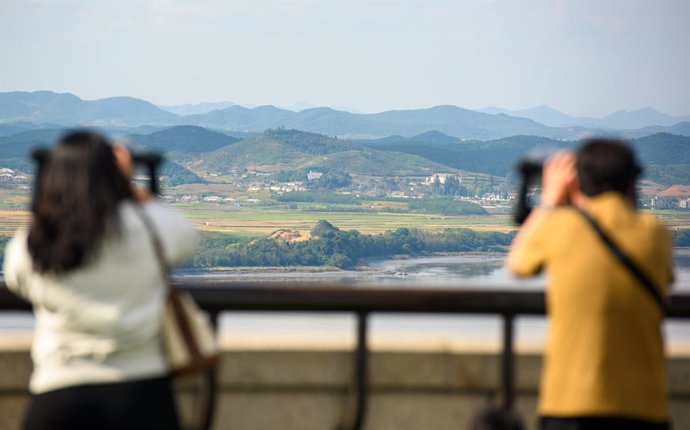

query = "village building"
[
  {"left": 424, "top": 173, "right": 451, "bottom": 185},
  {"left": 307, "top": 171, "right": 323, "bottom": 181},
  {"left": 653, "top": 185, "right": 690, "bottom": 210},
  {"left": 179, "top": 195, "right": 198, "bottom": 202}
]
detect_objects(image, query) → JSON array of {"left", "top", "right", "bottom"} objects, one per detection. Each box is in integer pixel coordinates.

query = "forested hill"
[
  {"left": 359, "top": 131, "right": 690, "bottom": 183},
  {"left": 196, "top": 128, "right": 458, "bottom": 176},
  {"left": 126, "top": 125, "right": 239, "bottom": 153},
  {"left": 360, "top": 134, "right": 570, "bottom": 177}
]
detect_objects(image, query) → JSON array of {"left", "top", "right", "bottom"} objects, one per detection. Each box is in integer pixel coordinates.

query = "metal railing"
[{"left": 2, "top": 280, "right": 690, "bottom": 430}]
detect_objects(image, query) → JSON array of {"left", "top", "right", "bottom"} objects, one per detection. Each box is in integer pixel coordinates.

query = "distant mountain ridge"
[
  {"left": 2, "top": 91, "right": 689, "bottom": 140},
  {"left": 0, "top": 91, "right": 178, "bottom": 126},
  {"left": 478, "top": 105, "right": 690, "bottom": 130},
  {"left": 158, "top": 101, "right": 236, "bottom": 116},
  {"left": 188, "top": 103, "right": 578, "bottom": 140}
]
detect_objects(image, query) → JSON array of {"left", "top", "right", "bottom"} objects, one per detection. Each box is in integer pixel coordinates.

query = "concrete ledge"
[{"left": 0, "top": 345, "right": 689, "bottom": 430}]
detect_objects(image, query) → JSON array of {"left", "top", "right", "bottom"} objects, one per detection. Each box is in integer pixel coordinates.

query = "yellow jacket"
[{"left": 512, "top": 193, "right": 674, "bottom": 420}]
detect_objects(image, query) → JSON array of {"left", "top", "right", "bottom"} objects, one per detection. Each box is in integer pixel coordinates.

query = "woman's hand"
[
  {"left": 541, "top": 151, "right": 576, "bottom": 207},
  {"left": 113, "top": 144, "right": 153, "bottom": 203},
  {"left": 113, "top": 144, "right": 134, "bottom": 180}
]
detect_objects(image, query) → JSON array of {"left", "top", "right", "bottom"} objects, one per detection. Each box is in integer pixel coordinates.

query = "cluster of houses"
[
  {"left": 162, "top": 194, "right": 263, "bottom": 206},
  {"left": 0, "top": 168, "right": 28, "bottom": 183},
  {"left": 649, "top": 185, "right": 690, "bottom": 210},
  {"left": 7, "top": 162, "right": 687, "bottom": 210}
]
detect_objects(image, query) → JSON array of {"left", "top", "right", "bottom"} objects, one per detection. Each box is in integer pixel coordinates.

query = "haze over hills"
[
  {"left": 600, "top": 108, "right": 690, "bottom": 129},
  {"left": 479, "top": 105, "right": 690, "bottom": 130},
  {"left": 157, "top": 103, "right": 583, "bottom": 141},
  {"left": 3, "top": 91, "right": 690, "bottom": 141},
  {"left": 0, "top": 91, "right": 178, "bottom": 126},
  {"left": 158, "top": 101, "right": 236, "bottom": 116},
  {"left": 622, "top": 122, "right": 690, "bottom": 139}
]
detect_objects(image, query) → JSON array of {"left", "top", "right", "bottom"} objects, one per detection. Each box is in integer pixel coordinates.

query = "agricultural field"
[
  {"left": 1, "top": 181, "right": 689, "bottom": 245},
  {"left": 651, "top": 211, "right": 690, "bottom": 230},
  {"left": 2, "top": 198, "right": 689, "bottom": 242},
  {"left": 0, "top": 209, "right": 30, "bottom": 237},
  {"left": 181, "top": 205, "right": 516, "bottom": 236}
]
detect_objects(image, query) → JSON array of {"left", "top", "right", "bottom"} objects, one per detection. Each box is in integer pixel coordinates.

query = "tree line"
[{"left": 190, "top": 221, "right": 515, "bottom": 269}]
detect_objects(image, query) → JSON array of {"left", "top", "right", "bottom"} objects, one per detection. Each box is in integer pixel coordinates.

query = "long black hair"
[{"left": 28, "top": 130, "right": 134, "bottom": 273}]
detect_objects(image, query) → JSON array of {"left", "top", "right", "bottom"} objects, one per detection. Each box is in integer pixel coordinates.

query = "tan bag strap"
[
  {"left": 135, "top": 205, "right": 217, "bottom": 430},
  {"left": 134, "top": 205, "right": 172, "bottom": 284},
  {"left": 134, "top": 206, "right": 204, "bottom": 361}
]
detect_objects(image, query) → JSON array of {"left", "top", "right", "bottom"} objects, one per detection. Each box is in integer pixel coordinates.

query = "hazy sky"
[{"left": 1, "top": 0, "right": 688, "bottom": 116}]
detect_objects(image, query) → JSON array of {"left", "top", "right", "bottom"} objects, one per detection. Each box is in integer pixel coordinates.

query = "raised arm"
[{"left": 507, "top": 152, "right": 576, "bottom": 277}]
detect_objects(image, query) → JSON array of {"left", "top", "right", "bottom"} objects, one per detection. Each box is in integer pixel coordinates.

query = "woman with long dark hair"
[{"left": 3, "top": 130, "right": 198, "bottom": 429}]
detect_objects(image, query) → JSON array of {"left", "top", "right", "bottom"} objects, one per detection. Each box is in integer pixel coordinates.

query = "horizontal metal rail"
[
  {"left": 3, "top": 280, "right": 690, "bottom": 316},
  {"left": 2, "top": 280, "right": 690, "bottom": 430}
]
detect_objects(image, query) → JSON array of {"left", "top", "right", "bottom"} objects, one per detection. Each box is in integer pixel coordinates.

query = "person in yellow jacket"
[{"left": 508, "top": 139, "right": 674, "bottom": 430}]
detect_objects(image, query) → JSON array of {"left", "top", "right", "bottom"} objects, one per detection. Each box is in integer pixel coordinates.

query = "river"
[{"left": 2, "top": 252, "right": 690, "bottom": 353}]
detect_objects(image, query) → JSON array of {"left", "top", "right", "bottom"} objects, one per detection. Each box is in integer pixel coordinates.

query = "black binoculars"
[
  {"left": 514, "top": 148, "right": 558, "bottom": 225},
  {"left": 131, "top": 151, "right": 163, "bottom": 194},
  {"left": 31, "top": 147, "right": 164, "bottom": 194}
]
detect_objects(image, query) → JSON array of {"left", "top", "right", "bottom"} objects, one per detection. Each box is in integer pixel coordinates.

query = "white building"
[
  {"left": 307, "top": 171, "right": 323, "bottom": 181},
  {"left": 425, "top": 173, "right": 453, "bottom": 185}
]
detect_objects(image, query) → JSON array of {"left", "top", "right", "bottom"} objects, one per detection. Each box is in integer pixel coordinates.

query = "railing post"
[
  {"left": 200, "top": 311, "right": 220, "bottom": 430},
  {"left": 336, "top": 311, "right": 369, "bottom": 430},
  {"left": 354, "top": 311, "right": 369, "bottom": 430},
  {"left": 500, "top": 313, "right": 515, "bottom": 411}
]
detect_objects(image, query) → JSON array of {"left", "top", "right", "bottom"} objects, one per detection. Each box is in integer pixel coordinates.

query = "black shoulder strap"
[{"left": 576, "top": 208, "right": 665, "bottom": 313}]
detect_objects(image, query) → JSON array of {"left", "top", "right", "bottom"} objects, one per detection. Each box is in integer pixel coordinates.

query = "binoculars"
[
  {"left": 31, "top": 147, "right": 163, "bottom": 194},
  {"left": 131, "top": 151, "right": 163, "bottom": 194},
  {"left": 513, "top": 148, "right": 557, "bottom": 225}
]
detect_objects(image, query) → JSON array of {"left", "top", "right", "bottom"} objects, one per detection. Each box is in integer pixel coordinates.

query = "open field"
[
  {"left": 178, "top": 205, "right": 516, "bottom": 235},
  {"left": 2, "top": 203, "right": 690, "bottom": 240},
  {"left": 0, "top": 210, "right": 30, "bottom": 236},
  {"left": 0, "top": 205, "right": 515, "bottom": 239},
  {"left": 651, "top": 211, "right": 690, "bottom": 229}
]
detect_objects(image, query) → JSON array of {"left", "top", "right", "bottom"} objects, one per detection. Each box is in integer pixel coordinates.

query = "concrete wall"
[{"left": 1, "top": 347, "right": 689, "bottom": 430}]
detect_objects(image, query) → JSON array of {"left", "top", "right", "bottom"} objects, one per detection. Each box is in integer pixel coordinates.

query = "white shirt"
[{"left": 3, "top": 200, "right": 199, "bottom": 394}]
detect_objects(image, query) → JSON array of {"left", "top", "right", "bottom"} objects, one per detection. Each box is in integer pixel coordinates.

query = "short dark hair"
[{"left": 576, "top": 138, "right": 641, "bottom": 198}]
